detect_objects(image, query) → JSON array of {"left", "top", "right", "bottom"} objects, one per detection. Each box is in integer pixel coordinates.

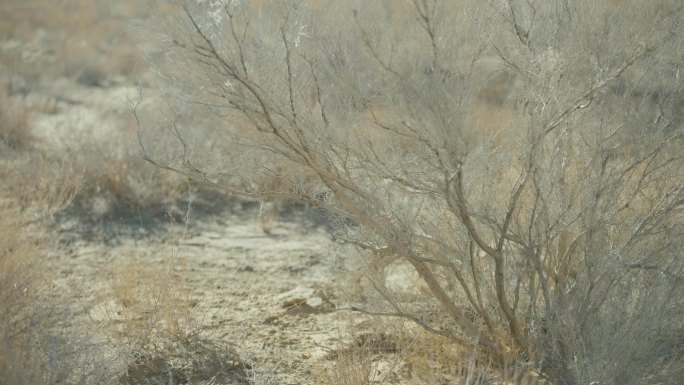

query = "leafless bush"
[{"left": 143, "top": 0, "right": 684, "bottom": 383}]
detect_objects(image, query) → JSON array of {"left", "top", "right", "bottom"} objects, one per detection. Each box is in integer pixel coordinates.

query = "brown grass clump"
[
  {"left": 318, "top": 329, "right": 396, "bottom": 385},
  {"left": 108, "top": 240, "right": 249, "bottom": 385},
  {"left": 0, "top": 207, "right": 50, "bottom": 382},
  {"left": 0, "top": 86, "right": 33, "bottom": 150},
  {"left": 71, "top": 145, "right": 188, "bottom": 221},
  {"left": 318, "top": 320, "right": 550, "bottom": 385},
  {"left": 401, "top": 330, "right": 472, "bottom": 383},
  {"left": 109, "top": 247, "right": 193, "bottom": 348},
  {"left": 320, "top": 348, "right": 378, "bottom": 385},
  {"left": 0, "top": 211, "right": 114, "bottom": 384},
  {"left": 0, "top": 154, "right": 82, "bottom": 221},
  {"left": 401, "top": 329, "right": 546, "bottom": 384},
  {"left": 316, "top": 317, "right": 410, "bottom": 385},
  {"left": 0, "top": 158, "right": 117, "bottom": 384}
]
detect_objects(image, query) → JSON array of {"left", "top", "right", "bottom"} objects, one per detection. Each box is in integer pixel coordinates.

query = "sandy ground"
[{"left": 58, "top": 212, "right": 357, "bottom": 384}]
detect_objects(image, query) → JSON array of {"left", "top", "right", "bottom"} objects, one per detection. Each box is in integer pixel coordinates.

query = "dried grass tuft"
[{"left": 0, "top": 161, "right": 117, "bottom": 384}]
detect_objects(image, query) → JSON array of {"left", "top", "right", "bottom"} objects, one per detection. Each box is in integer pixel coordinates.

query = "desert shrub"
[{"left": 142, "top": 0, "right": 684, "bottom": 383}]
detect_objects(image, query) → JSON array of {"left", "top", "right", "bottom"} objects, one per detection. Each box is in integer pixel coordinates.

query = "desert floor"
[{"left": 0, "top": 2, "right": 446, "bottom": 384}]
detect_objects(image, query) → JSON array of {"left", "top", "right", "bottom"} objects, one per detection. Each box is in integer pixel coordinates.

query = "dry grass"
[
  {"left": 0, "top": 157, "right": 119, "bottom": 384},
  {"left": 0, "top": 122, "right": 190, "bottom": 230},
  {"left": 0, "top": 0, "right": 186, "bottom": 218},
  {"left": 319, "top": 348, "right": 378, "bottom": 385},
  {"left": 69, "top": 142, "right": 189, "bottom": 222},
  {"left": 316, "top": 317, "right": 457, "bottom": 385},
  {"left": 0, "top": 0, "right": 193, "bottom": 222},
  {"left": 402, "top": 330, "right": 472, "bottom": 383},
  {"left": 0, "top": 154, "right": 81, "bottom": 226},
  {"left": 106, "top": 233, "right": 249, "bottom": 385},
  {"left": 0, "top": 0, "right": 148, "bottom": 84},
  {"left": 108, "top": 245, "right": 193, "bottom": 350},
  {"left": 317, "top": 317, "right": 552, "bottom": 385},
  {"left": 0, "top": 147, "right": 245, "bottom": 383},
  {"left": 317, "top": 327, "right": 396, "bottom": 385},
  {"left": 0, "top": 85, "right": 34, "bottom": 150}
]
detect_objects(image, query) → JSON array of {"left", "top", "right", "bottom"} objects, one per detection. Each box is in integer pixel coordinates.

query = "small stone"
[{"left": 307, "top": 296, "right": 323, "bottom": 308}]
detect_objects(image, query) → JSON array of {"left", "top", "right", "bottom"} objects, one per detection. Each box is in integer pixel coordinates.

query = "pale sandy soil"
[{"left": 58, "top": 212, "right": 355, "bottom": 384}]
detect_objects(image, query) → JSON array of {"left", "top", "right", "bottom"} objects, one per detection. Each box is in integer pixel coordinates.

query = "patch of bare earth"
[{"left": 58, "top": 211, "right": 361, "bottom": 384}]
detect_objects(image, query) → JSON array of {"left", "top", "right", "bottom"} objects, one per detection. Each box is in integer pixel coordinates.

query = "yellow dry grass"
[{"left": 109, "top": 246, "right": 194, "bottom": 350}]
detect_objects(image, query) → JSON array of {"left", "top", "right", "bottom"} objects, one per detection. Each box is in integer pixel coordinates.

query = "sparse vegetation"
[
  {"left": 0, "top": 0, "right": 146, "bottom": 86},
  {"left": 143, "top": 0, "right": 684, "bottom": 383},
  {"left": 109, "top": 243, "right": 249, "bottom": 385},
  {"left": 0, "top": 156, "right": 118, "bottom": 384},
  {"left": 0, "top": 85, "right": 33, "bottom": 149},
  {"left": 0, "top": 0, "right": 682, "bottom": 384}
]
